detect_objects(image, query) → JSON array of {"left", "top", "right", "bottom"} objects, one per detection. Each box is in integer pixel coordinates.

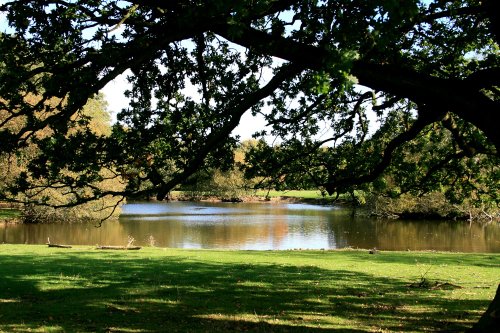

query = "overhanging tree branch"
[
  {"left": 323, "top": 107, "right": 447, "bottom": 195},
  {"left": 215, "top": 23, "right": 500, "bottom": 153},
  {"left": 154, "top": 63, "right": 304, "bottom": 199}
]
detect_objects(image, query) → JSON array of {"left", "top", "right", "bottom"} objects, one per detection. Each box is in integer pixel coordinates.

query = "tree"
[
  {"left": 242, "top": 111, "right": 499, "bottom": 218},
  {"left": 0, "top": 93, "right": 123, "bottom": 222},
  {"left": 0, "top": 0, "right": 498, "bottom": 202},
  {"left": 0, "top": 1, "right": 499, "bottom": 329}
]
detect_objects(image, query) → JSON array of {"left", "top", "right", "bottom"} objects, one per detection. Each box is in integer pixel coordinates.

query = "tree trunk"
[{"left": 467, "top": 284, "right": 500, "bottom": 332}]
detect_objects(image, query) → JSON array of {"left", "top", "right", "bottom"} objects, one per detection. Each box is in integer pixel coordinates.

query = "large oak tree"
[
  {"left": 0, "top": 0, "right": 498, "bottom": 202},
  {"left": 0, "top": 1, "right": 499, "bottom": 330}
]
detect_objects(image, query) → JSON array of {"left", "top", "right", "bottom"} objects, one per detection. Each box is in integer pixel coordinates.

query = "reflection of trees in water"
[
  {"left": 326, "top": 217, "right": 500, "bottom": 252},
  {"left": 2, "top": 204, "right": 500, "bottom": 252},
  {"left": 119, "top": 216, "right": 290, "bottom": 249},
  {"left": 326, "top": 216, "right": 378, "bottom": 250},
  {"left": 1, "top": 221, "right": 129, "bottom": 246},
  {"left": 271, "top": 216, "right": 288, "bottom": 248},
  {"left": 376, "top": 220, "right": 500, "bottom": 252},
  {"left": 0, "top": 223, "right": 7, "bottom": 244},
  {"left": 119, "top": 204, "right": 337, "bottom": 249}
]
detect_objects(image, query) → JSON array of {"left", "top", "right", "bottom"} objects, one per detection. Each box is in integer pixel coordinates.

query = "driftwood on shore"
[
  {"left": 47, "top": 237, "right": 72, "bottom": 248},
  {"left": 47, "top": 243, "right": 72, "bottom": 248},
  {"left": 95, "top": 245, "right": 142, "bottom": 250}
]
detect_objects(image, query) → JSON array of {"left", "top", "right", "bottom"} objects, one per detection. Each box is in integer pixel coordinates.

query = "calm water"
[{"left": 2, "top": 201, "right": 500, "bottom": 252}]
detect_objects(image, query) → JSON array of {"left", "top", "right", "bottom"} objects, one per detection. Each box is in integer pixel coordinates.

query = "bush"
[{"left": 180, "top": 168, "right": 252, "bottom": 201}]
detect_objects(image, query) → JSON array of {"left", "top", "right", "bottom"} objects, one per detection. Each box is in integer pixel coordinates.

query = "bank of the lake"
[
  {"left": 0, "top": 244, "right": 499, "bottom": 332},
  {"left": 169, "top": 190, "right": 342, "bottom": 205},
  {"left": 160, "top": 191, "right": 500, "bottom": 221}
]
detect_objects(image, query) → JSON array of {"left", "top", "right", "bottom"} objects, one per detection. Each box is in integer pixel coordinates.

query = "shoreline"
[
  {"left": 167, "top": 194, "right": 344, "bottom": 206},
  {"left": 3, "top": 195, "right": 498, "bottom": 223}
]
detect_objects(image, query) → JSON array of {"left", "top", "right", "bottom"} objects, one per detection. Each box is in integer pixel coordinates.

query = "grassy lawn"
[
  {"left": 0, "top": 245, "right": 499, "bottom": 332},
  {"left": 254, "top": 190, "right": 335, "bottom": 200},
  {"left": 170, "top": 189, "right": 335, "bottom": 200},
  {"left": 0, "top": 208, "right": 20, "bottom": 220}
]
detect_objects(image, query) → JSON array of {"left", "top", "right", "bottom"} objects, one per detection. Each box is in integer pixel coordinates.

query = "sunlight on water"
[{"left": 2, "top": 201, "right": 500, "bottom": 252}]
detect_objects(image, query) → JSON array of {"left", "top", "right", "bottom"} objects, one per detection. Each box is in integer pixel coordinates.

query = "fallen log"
[
  {"left": 47, "top": 243, "right": 72, "bottom": 248},
  {"left": 96, "top": 246, "right": 142, "bottom": 250},
  {"left": 46, "top": 238, "right": 72, "bottom": 248}
]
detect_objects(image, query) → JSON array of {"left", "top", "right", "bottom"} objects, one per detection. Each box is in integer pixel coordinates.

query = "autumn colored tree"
[{"left": 0, "top": 93, "right": 123, "bottom": 221}]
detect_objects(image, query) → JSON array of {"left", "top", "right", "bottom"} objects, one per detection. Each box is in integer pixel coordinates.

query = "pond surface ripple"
[{"left": 2, "top": 201, "right": 499, "bottom": 252}]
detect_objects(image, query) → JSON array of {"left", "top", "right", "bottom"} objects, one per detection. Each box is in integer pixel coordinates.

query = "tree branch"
[
  {"left": 323, "top": 107, "right": 447, "bottom": 195},
  {"left": 154, "top": 64, "right": 303, "bottom": 199},
  {"left": 215, "top": 23, "right": 500, "bottom": 153}
]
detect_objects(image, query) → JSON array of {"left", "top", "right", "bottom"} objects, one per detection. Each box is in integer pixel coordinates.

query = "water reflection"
[{"left": 1, "top": 201, "right": 499, "bottom": 252}]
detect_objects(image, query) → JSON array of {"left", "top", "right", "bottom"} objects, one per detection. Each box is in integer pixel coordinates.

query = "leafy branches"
[{"left": 0, "top": 0, "right": 498, "bottom": 209}]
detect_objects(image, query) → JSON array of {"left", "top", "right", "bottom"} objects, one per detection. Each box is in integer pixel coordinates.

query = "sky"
[{"left": 0, "top": 1, "right": 8, "bottom": 30}]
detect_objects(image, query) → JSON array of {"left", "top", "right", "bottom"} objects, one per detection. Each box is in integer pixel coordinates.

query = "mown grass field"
[
  {"left": 0, "top": 245, "right": 499, "bottom": 332},
  {"left": 169, "top": 189, "right": 336, "bottom": 200},
  {"left": 254, "top": 190, "right": 332, "bottom": 199},
  {"left": 0, "top": 208, "right": 20, "bottom": 220}
]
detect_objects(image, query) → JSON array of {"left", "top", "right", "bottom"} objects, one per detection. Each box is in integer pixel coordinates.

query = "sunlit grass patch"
[
  {"left": 0, "top": 245, "right": 498, "bottom": 332},
  {"left": 0, "top": 208, "right": 20, "bottom": 220},
  {"left": 1, "top": 324, "right": 65, "bottom": 333},
  {"left": 0, "top": 298, "right": 20, "bottom": 303},
  {"left": 254, "top": 190, "right": 333, "bottom": 199}
]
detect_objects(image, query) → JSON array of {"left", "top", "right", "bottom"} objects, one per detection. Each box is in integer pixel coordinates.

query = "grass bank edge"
[
  {"left": 2, "top": 244, "right": 498, "bottom": 290},
  {"left": 1, "top": 243, "right": 498, "bottom": 278}
]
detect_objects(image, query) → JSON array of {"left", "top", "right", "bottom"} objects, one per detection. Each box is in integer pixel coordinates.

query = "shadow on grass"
[{"left": 0, "top": 250, "right": 489, "bottom": 332}]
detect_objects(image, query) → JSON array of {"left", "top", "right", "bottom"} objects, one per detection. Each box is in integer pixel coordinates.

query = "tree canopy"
[{"left": 0, "top": 0, "right": 499, "bottom": 206}]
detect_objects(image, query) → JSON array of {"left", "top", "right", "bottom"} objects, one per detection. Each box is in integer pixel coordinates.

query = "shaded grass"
[{"left": 0, "top": 245, "right": 499, "bottom": 332}]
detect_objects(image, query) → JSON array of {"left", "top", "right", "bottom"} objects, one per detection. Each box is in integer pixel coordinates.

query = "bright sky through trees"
[
  {"left": 100, "top": 68, "right": 271, "bottom": 140},
  {"left": 1, "top": 0, "right": 498, "bottom": 207}
]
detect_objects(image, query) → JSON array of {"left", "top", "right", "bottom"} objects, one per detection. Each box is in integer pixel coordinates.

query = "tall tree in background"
[{"left": 0, "top": 93, "right": 123, "bottom": 221}]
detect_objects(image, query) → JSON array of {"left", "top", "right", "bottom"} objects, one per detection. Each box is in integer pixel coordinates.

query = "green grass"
[
  {"left": 0, "top": 208, "right": 20, "bottom": 220},
  {"left": 0, "top": 245, "right": 499, "bottom": 332},
  {"left": 254, "top": 190, "right": 335, "bottom": 200},
  {"left": 171, "top": 189, "right": 333, "bottom": 200}
]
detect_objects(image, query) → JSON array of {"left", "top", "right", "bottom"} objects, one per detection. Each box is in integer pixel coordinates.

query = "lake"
[{"left": 1, "top": 201, "right": 500, "bottom": 252}]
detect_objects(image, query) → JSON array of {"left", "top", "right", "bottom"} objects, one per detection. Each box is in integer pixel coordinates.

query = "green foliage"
[
  {"left": 0, "top": 1, "right": 498, "bottom": 213},
  {"left": 0, "top": 94, "right": 123, "bottom": 222},
  {"left": 242, "top": 106, "right": 499, "bottom": 215},
  {"left": 180, "top": 167, "right": 252, "bottom": 201},
  {"left": 367, "top": 190, "right": 500, "bottom": 222}
]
